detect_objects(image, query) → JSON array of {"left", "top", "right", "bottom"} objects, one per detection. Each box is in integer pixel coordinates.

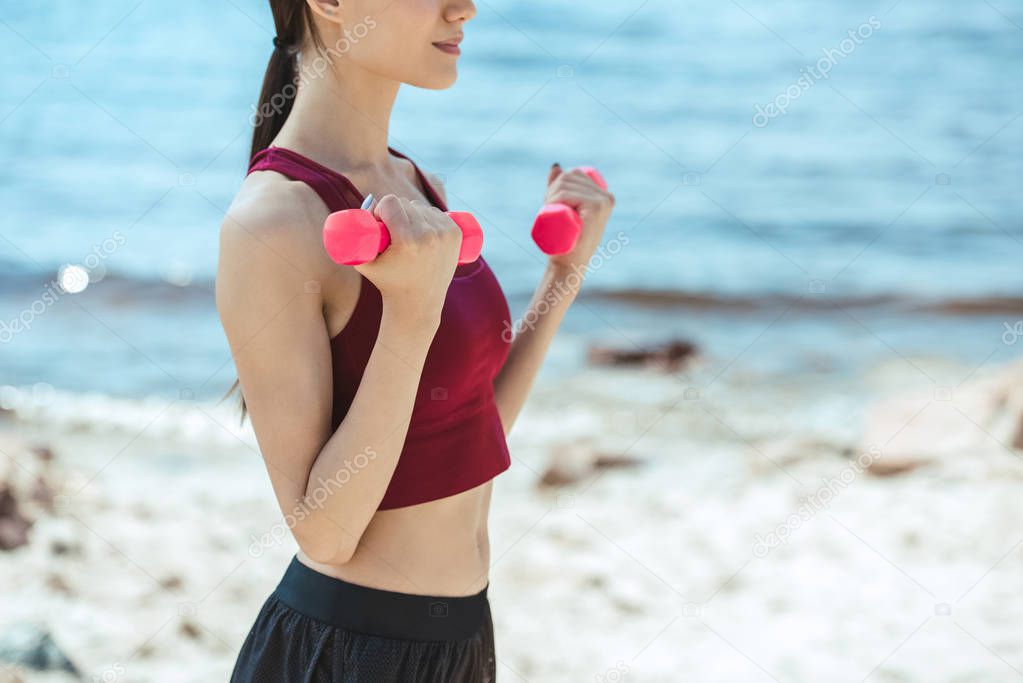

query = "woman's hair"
[{"left": 223, "top": 0, "right": 326, "bottom": 423}]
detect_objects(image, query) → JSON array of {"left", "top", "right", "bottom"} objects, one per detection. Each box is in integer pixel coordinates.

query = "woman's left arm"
[
  {"left": 426, "top": 165, "right": 615, "bottom": 433},
  {"left": 489, "top": 164, "right": 615, "bottom": 434}
]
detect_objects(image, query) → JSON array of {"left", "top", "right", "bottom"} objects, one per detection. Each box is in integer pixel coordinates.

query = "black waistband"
[{"left": 272, "top": 555, "right": 490, "bottom": 642}]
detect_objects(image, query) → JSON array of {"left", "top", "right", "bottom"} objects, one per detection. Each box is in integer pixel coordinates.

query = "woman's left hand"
[{"left": 542, "top": 163, "right": 616, "bottom": 271}]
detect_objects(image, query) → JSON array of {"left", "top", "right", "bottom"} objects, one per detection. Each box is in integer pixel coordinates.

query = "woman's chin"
[{"left": 408, "top": 67, "right": 458, "bottom": 91}]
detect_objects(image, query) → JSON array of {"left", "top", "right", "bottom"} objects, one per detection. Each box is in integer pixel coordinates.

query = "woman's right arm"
[{"left": 216, "top": 187, "right": 461, "bottom": 565}]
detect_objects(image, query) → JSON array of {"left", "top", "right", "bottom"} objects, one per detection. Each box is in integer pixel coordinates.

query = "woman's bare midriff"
[{"left": 296, "top": 479, "right": 493, "bottom": 597}]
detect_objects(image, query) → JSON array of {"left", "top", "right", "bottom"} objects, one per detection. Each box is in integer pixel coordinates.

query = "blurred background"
[{"left": 1, "top": 0, "right": 1021, "bottom": 681}]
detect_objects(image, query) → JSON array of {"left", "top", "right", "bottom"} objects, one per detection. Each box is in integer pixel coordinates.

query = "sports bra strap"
[
  {"left": 247, "top": 146, "right": 446, "bottom": 214},
  {"left": 247, "top": 147, "right": 362, "bottom": 213}
]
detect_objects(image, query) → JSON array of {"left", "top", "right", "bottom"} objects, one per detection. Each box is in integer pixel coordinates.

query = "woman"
[{"left": 216, "top": 0, "right": 615, "bottom": 680}]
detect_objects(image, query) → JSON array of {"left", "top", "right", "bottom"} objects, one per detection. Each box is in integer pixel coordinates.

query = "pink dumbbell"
[
  {"left": 531, "top": 166, "right": 608, "bottom": 255},
  {"left": 323, "top": 195, "right": 484, "bottom": 266}
]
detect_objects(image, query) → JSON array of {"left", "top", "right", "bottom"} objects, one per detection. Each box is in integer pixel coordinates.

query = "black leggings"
[{"left": 230, "top": 555, "right": 496, "bottom": 682}]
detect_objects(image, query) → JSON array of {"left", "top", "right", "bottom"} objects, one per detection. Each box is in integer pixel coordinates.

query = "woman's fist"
[
  {"left": 543, "top": 163, "right": 615, "bottom": 268},
  {"left": 354, "top": 194, "right": 463, "bottom": 322}
]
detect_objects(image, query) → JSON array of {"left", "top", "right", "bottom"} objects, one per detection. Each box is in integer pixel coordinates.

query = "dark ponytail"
[
  {"left": 224, "top": 0, "right": 326, "bottom": 423},
  {"left": 250, "top": 0, "right": 325, "bottom": 157}
]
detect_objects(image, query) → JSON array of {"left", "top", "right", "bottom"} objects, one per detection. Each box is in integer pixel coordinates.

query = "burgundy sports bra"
[{"left": 247, "top": 145, "right": 512, "bottom": 510}]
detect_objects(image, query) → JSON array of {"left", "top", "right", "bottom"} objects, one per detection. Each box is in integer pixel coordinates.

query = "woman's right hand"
[{"left": 353, "top": 194, "right": 463, "bottom": 326}]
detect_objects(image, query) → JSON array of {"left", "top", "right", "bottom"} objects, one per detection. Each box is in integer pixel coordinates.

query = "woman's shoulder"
[
  {"left": 216, "top": 170, "right": 358, "bottom": 337},
  {"left": 220, "top": 170, "right": 338, "bottom": 277},
  {"left": 224, "top": 171, "right": 320, "bottom": 241}
]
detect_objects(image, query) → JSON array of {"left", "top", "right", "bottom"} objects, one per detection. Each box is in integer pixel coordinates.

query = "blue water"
[{"left": 1, "top": 0, "right": 1021, "bottom": 398}]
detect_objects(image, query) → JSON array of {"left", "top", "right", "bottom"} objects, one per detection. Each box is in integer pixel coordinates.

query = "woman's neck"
[{"left": 275, "top": 56, "right": 401, "bottom": 173}]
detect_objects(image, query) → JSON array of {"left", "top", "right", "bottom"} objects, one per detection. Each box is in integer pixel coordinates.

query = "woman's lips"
[{"left": 433, "top": 42, "right": 461, "bottom": 55}]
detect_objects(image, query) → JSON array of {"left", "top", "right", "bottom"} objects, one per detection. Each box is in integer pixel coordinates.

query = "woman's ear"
[{"left": 306, "top": 0, "right": 343, "bottom": 23}]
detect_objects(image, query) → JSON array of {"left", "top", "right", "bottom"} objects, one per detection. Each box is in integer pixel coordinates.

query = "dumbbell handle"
[
  {"left": 531, "top": 166, "right": 608, "bottom": 255},
  {"left": 323, "top": 208, "right": 483, "bottom": 266}
]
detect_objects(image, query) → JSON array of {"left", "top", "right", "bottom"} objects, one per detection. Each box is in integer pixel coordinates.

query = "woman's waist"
[
  {"left": 277, "top": 553, "right": 490, "bottom": 641},
  {"left": 307, "top": 547, "right": 490, "bottom": 599},
  {"left": 302, "top": 484, "right": 494, "bottom": 596}
]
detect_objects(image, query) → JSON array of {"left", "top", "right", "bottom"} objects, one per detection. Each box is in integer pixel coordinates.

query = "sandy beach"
[{"left": 2, "top": 349, "right": 1022, "bottom": 683}]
